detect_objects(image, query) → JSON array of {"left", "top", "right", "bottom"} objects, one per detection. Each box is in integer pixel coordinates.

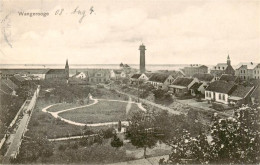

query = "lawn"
[
  {"left": 59, "top": 100, "right": 143, "bottom": 124},
  {"left": 47, "top": 100, "right": 94, "bottom": 112}
]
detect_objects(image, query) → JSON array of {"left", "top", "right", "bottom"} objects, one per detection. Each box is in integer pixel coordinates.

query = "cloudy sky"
[{"left": 0, "top": 0, "right": 259, "bottom": 65}]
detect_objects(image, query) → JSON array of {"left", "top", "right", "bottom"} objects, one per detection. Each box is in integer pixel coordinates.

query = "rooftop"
[
  {"left": 190, "top": 82, "right": 203, "bottom": 90},
  {"left": 219, "top": 74, "right": 238, "bottom": 82},
  {"left": 193, "top": 73, "right": 214, "bottom": 82},
  {"left": 131, "top": 74, "right": 142, "bottom": 79},
  {"left": 172, "top": 77, "right": 194, "bottom": 87},
  {"left": 235, "top": 62, "right": 259, "bottom": 70},
  {"left": 148, "top": 73, "right": 170, "bottom": 83},
  {"left": 206, "top": 80, "right": 236, "bottom": 94},
  {"left": 230, "top": 85, "right": 254, "bottom": 98},
  {"left": 46, "top": 69, "right": 65, "bottom": 74}
]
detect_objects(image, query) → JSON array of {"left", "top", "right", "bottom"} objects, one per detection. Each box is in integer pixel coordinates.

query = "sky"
[{"left": 0, "top": 0, "right": 260, "bottom": 65}]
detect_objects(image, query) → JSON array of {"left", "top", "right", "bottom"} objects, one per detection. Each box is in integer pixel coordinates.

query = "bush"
[
  {"left": 71, "top": 142, "right": 79, "bottom": 150},
  {"left": 102, "top": 127, "right": 115, "bottom": 139},
  {"left": 111, "top": 135, "right": 123, "bottom": 148},
  {"left": 58, "top": 144, "right": 66, "bottom": 151}
]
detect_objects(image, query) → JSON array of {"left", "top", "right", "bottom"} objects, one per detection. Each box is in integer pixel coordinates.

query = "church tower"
[
  {"left": 139, "top": 43, "right": 146, "bottom": 73},
  {"left": 65, "top": 59, "right": 69, "bottom": 79},
  {"left": 227, "top": 54, "right": 231, "bottom": 66}
]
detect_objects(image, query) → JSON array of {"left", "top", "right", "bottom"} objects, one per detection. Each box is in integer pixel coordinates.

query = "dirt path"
[{"left": 42, "top": 95, "right": 146, "bottom": 127}]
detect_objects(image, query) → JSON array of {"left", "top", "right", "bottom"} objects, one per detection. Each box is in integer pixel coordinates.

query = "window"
[
  {"left": 241, "top": 70, "right": 243, "bottom": 73},
  {"left": 244, "top": 70, "right": 246, "bottom": 73},
  {"left": 219, "top": 94, "right": 221, "bottom": 99},
  {"left": 222, "top": 94, "right": 225, "bottom": 100},
  {"left": 209, "top": 92, "right": 211, "bottom": 97},
  {"left": 222, "top": 67, "right": 224, "bottom": 70},
  {"left": 244, "top": 76, "right": 246, "bottom": 79},
  {"left": 206, "top": 92, "right": 208, "bottom": 97},
  {"left": 96, "top": 73, "right": 101, "bottom": 77}
]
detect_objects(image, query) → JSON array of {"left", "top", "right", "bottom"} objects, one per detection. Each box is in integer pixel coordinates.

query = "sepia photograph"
[{"left": 0, "top": 0, "right": 260, "bottom": 164}]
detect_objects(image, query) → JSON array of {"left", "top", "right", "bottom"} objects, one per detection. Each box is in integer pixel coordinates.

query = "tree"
[
  {"left": 125, "top": 111, "right": 158, "bottom": 158},
  {"left": 153, "top": 89, "right": 165, "bottom": 99},
  {"left": 118, "top": 120, "right": 122, "bottom": 132},
  {"left": 110, "top": 135, "right": 123, "bottom": 149},
  {"left": 167, "top": 105, "right": 260, "bottom": 164}
]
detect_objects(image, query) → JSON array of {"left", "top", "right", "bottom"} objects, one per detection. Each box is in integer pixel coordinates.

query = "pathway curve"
[{"left": 42, "top": 95, "right": 146, "bottom": 127}]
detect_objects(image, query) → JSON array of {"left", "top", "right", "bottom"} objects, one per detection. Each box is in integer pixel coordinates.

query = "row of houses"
[
  {"left": 130, "top": 70, "right": 259, "bottom": 106},
  {"left": 182, "top": 55, "right": 260, "bottom": 81}
]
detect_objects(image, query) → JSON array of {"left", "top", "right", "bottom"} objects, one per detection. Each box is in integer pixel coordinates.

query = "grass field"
[
  {"left": 59, "top": 101, "right": 142, "bottom": 124},
  {"left": 47, "top": 100, "right": 94, "bottom": 112}
]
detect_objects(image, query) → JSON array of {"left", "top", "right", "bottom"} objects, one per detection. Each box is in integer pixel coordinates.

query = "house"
[
  {"left": 205, "top": 81, "right": 236, "bottom": 104},
  {"left": 229, "top": 85, "right": 254, "bottom": 106},
  {"left": 147, "top": 73, "right": 174, "bottom": 90},
  {"left": 192, "top": 73, "right": 215, "bottom": 95},
  {"left": 219, "top": 74, "right": 239, "bottom": 83},
  {"left": 183, "top": 64, "right": 208, "bottom": 77},
  {"left": 168, "top": 77, "right": 198, "bottom": 96},
  {"left": 72, "top": 72, "right": 87, "bottom": 80},
  {"left": 130, "top": 73, "right": 150, "bottom": 84},
  {"left": 235, "top": 62, "right": 260, "bottom": 80},
  {"left": 210, "top": 55, "right": 235, "bottom": 80},
  {"left": 87, "top": 69, "right": 110, "bottom": 83},
  {"left": 110, "top": 70, "right": 126, "bottom": 80},
  {"left": 190, "top": 82, "right": 203, "bottom": 96}
]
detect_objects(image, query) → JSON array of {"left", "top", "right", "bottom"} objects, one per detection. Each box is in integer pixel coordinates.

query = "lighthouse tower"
[{"left": 139, "top": 44, "right": 146, "bottom": 73}]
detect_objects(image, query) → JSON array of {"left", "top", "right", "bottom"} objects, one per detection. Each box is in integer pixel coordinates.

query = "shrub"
[
  {"left": 58, "top": 144, "right": 66, "bottom": 151},
  {"left": 102, "top": 127, "right": 115, "bottom": 139}
]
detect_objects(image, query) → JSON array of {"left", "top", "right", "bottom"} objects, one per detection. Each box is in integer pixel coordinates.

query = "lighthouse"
[{"left": 139, "top": 44, "right": 146, "bottom": 73}]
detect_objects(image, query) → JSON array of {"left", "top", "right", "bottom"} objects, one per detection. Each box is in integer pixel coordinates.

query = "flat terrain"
[
  {"left": 59, "top": 100, "right": 142, "bottom": 124},
  {"left": 47, "top": 100, "right": 94, "bottom": 112}
]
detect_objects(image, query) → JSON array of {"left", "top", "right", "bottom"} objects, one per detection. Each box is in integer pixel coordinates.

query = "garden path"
[{"left": 42, "top": 95, "right": 146, "bottom": 127}]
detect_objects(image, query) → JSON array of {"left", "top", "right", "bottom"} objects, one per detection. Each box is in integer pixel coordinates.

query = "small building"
[
  {"left": 147, "top": 73, "right": 174, "bottom": 90},
  {"left": 87, "top": 69, "right": 110, "bottom": 83},
  {"left": 72, "top": 72, "right": 87, "bottom": 80},
  {"left": 183, "top": 64, "right": 208, "bottom": 77},
  {"left": 130, "top": 73, "right": 149, "bottom": 85},
  {"left": 168, "top": 77, "right": 198, "bottom": 96},
  {"left": 190, "top": 82, "right": 203, "bottom": 96},
  {"left": 192, "top": 73, "right": 215, "bottom": 95},
  {"left": 229, "top": 85, "right": 254, "bottom": 107},
  {"left": 219, "top": 74, "right": 239, "bottom": 83},
  {"left": 205, "top": 81, "right": 236, "bottom": 104},
  {"left": 110, "top": 70, "right": 126, "bottom": 80}
]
